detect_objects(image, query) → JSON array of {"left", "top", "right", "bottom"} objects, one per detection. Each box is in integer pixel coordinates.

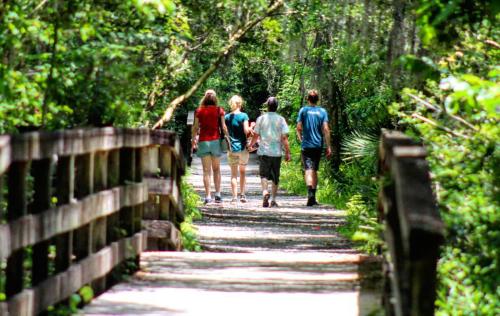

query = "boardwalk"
[{"left": 81, "top": 153, "right": 382, "bottom": 315}]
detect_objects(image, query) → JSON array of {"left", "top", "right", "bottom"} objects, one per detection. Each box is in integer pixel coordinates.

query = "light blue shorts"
[{"left": 196, "top": 140, "right": 222, "bottom": 158}]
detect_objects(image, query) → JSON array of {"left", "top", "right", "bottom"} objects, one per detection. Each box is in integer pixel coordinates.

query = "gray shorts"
[{"left": 259, "top": 155, "right": 282, "bottom": 185}]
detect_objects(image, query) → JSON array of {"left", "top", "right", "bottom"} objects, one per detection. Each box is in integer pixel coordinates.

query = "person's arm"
[
  {"left": 248, "top": 132, "right": 260, "bottom": 148},
  {"left": 219, "top": 112, "right": 229, "bottom": 137},
  {"left": 281, "top": 134, "right": 291, "bottom": 162},
  {"left": 296, "top": 121, "right": 303, "bottom": 143},
  {"left": 191, "top": 117, "right": 199, "bottom": 150},
  {"left": 243, "top": 120, "right": 252, "bottom": 136},
  {"left": 322, "top": 121, "right": 332, "bottom": 158}
]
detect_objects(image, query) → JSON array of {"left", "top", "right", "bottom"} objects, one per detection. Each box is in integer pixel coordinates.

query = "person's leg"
[
  {"left": 239, "top": 164, "right": 247, "bottom": 200},
  {"left": 229, "top": 164, "right": 238, "bottom": 200},
  {"left": 211, "top": 156, "right": 221, "bottom": 200},
  {"left": 200, "top": 156, "right": 213, "bottom": 201},
  {"left": 227, "top": 152, "right": 238, "bottom": 200},
  {"left": 259, "top": 155, "right": 271, "bottom": 207},
  {"left": 239, "top": 150, "right": 249, "bottom": 202},
  {"left": 270, "top": 156, "right": 282, "bottom": 206},
  {"left": 302, "top": 149, "right": 321, "bottom": 206},
  {"left": 261, "top": 177, "right": 269, "bottom": 195},
  {"left": 261, "top": 177, "right": 270, "bottom": 207},
  {"left": 271, "top": 182, "right": 278, "bottom": 200},
  {"left": 304, "top": 170, "right": 316, "bottom": 187},
  {"left": 206, "top": 139, "right": 223, "bottom": 202}
]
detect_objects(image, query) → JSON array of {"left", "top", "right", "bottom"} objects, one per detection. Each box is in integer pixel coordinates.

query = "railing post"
[
  {"left": 378, "top": 130, "right": 444, "bottom": 316},
  {"left": 30, "top": 157, "right": 53, "bottom": 286},
  {"left": 93, "top": 150, "right": 109, "bottom": 251},
  {"left": 186, "top": 111, "right": 194, "bottom": 166},
  {"left": 120, "top": 147, "right": 135, "bottom": 237},
  {"left": 74, "top": 149, "right": 94, "bottom": 260},
  {"left": 55, "top": 155, "right": 75, "bottom": 272},
  {"left": 159, "top": 146, "right": 173, "bottom": 221},
  {"left": 134, "top": 147, "right": 144, "bottom": 233},
  {"left": 6, "top": 161, "right": 29, "bottom": 298},
  {"left": 107, "top": 148, "right": 120, "bottom": 243},
  {"left": 92, "top": 149, "right": 109, "bottom": 294}
]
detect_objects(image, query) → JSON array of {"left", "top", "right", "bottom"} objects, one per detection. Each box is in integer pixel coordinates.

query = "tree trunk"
[
  {"left": 387, "top": 0, "right": 407, "bottom": 90},
  {"left": 362, "top": 0, "right": 372, "bottom": 54}
]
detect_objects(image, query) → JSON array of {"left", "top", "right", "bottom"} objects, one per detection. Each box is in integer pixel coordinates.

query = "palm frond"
[{"left": 341, "top": 130, "right": 379, "bottom": 164}]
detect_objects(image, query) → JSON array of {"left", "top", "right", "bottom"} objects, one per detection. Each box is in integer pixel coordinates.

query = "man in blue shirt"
[{"left": 296, "top": 90, "right": 332, "bottom": 206}]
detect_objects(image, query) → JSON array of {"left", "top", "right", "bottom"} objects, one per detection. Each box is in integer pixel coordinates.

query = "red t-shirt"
[{"left": 195, "top": 106, "right": 225, "bottom": 142}]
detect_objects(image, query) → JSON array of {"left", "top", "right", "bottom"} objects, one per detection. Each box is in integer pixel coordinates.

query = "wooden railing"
[
  {"left": 0, "top": 128, "right": 184, "bottom": 315},
  {"left": 378, "top": 129, "right": 445, "bottom": 316}
]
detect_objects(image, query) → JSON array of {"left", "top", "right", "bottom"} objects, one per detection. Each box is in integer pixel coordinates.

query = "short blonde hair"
[{"left": 229, "top": 95, "right": 243, "bottom": 111}]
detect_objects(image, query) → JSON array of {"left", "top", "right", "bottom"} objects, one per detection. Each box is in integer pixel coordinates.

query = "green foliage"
[
  {"left": 79, "top": 285, "right": 94, "bottom": 304},
  {"left": 279, "top": 130, "right": 307, "bottom": 196},
  {"left": 180, "top": 174, "right": 202, "bottom": 251},
  {"left": 46, "top": 285, "right": 93, "bottom": 315},
  {"left": 0, "top": 0, "right": 194, "bottom": 132},
  {"left": 392, "top": 31, "right": 499, "bottom": 314},
  {"left": 339, "top": 194, "right": 382, "bottom": 254},
  {"left": 416, "top": 0, "right": 499, "bottom": 47}
]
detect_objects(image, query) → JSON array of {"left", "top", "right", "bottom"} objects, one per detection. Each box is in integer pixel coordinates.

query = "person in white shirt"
[{"left": 249, "top": 97, "right": 291, "bottom": 207}]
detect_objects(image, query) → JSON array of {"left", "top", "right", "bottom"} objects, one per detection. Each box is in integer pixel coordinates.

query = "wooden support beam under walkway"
[{"left": 81, "top": 153, "right": 383, "bottom": 316}]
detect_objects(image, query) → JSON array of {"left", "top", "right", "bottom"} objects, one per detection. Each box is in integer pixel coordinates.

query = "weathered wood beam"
[
  {"left": 0, "top": 183, "right": 148, "bottom": 261},
  {"left": 4, "top": 231, "right": 147, "bottom": 316}
]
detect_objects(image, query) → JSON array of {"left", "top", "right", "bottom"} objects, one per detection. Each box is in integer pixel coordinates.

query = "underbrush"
[
  {"left": 280, "top": 128, "right": 382, "bottom": 254},
  {"left": 180, "top": 174, "right": 202, "bottom": 252}
]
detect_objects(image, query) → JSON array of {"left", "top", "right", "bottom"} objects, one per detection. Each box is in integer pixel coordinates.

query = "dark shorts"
[
  {"left": 301, "top": 148, "right": 323, "bottom": 171},
  {"left": 259, "top": 155, "right": 282, "bottom": 185}
]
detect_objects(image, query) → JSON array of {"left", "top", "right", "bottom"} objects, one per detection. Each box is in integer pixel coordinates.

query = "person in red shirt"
[{"left": 191, "top": 90, "right": 228, "bottom": 204}]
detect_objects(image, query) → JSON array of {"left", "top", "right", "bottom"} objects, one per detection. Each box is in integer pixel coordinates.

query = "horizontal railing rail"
[{"left": 0, "top": 128, "right": 185, "bottom": 316}]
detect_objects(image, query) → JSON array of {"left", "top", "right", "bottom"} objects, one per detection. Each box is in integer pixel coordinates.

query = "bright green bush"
[
  {"left": 392, "top": 40, "right": 499, "bottom": 314},
  {"left": 180, "top": 174, "right": 202, "bottom": 252}
]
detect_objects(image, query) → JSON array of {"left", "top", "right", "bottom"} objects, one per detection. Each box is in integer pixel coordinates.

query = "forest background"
[{"left": 0, "top": 0, "right": 498, "bottom": 314}]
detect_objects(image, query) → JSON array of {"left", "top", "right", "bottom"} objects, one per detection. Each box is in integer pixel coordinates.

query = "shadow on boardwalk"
[{"left": 81, "top": 153, "right": 382, "bottom": 316}]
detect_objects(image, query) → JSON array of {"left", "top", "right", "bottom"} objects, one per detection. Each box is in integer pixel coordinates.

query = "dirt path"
[{"left": 81, "top": 153, "right": 382, "bottom": 315}]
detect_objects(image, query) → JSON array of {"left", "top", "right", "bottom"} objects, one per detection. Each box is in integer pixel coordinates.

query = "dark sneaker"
[
  {"left": 306, "top": 197, "right": 318, "bottom": 207},
  {"left": 270, "top": 200, "right": 278, "bottom": 208},
  {"left": 262, "top": 193, "right": 270, "bottom": 207},
  {"left": 214, "top": 195, "right": 222, "bottom": 203}
]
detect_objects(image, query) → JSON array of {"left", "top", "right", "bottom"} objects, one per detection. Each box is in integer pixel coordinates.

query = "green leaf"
[{"left": 80, "top": 23, "right": 95, "bottom": 42}]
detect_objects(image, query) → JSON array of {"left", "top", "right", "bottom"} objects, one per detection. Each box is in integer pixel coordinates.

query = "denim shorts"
[{"left": 196, "top": 139, "right": 222, "bottom": 158}]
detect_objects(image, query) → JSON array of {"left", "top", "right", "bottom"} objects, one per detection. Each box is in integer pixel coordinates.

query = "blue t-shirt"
[
  {"left": 225, "top": 112, "right": 249, "bottom": 152},
  {"left": 296, "top": 105, "right": 328, "bottom": 149}
]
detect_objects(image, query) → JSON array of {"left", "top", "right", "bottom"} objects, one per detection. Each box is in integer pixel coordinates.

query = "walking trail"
[{"left": 81, "top": 153, "right": 382, "bottom": 315}]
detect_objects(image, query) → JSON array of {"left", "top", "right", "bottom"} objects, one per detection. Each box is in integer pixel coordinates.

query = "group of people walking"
[{"left": 191, "top": 89, "right": 331, "bottom": 207}]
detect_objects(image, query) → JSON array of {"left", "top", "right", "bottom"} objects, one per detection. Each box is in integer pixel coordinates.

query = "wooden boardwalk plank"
[{"left": 81, "top": 154, "right": 382, "bottom": 316}]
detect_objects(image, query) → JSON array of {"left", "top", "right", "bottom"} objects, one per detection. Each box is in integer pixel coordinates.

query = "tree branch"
[
  {"left": 152, "top": 0, "right": 284, "bottom": 129},
  {"left": 411, "top": 113, "right": 470, "bottom": 139},
  {"left": 408, "top": 93, "right": 478, "bottom": 131}
]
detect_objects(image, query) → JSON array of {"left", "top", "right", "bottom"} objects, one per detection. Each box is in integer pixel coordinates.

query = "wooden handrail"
[
  {"left": 0, "top": 128, "right": 185, "bottom": 315},
  {"left": 378, "top": 129, "right": 445, "bottom": 316}
]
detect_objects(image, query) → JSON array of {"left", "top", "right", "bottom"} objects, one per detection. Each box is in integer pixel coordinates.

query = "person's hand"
[
  {"left": 191, "top": 139, "right": 198, "bottom": 151},
  {"left": 325, "top": 147, "right": 332, "bottom": 159},
  {"left": 285, "top": 151, "right": 291, "bottom": 162}
]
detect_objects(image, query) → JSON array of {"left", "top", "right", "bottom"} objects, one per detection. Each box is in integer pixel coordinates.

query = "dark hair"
[
  {"left": 307, "top": 89, "right": 319, "bottom": 104},
  {"left": 265, "top": 97, "right": 278, "bottom": 112},
  {"left": 201, "top": 89, "right": 218, "bottom": 106}
]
